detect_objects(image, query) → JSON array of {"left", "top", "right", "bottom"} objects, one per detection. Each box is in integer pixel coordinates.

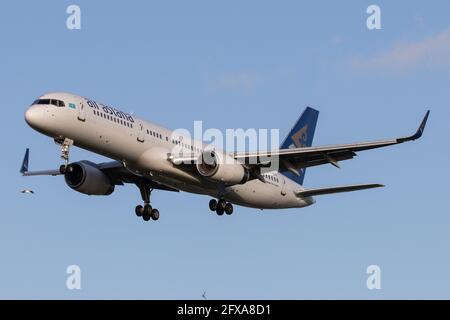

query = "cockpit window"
[{"left": 32, "top": 99, "right": 65, "bottom": 107}]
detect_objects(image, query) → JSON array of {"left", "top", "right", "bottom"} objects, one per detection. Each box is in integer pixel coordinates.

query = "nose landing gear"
[
  {"left": 54, "top": 138, "right": 74, "bottom": 174},
  {"left": 209, "top": 199, "right": 234, "bottom": 216}
]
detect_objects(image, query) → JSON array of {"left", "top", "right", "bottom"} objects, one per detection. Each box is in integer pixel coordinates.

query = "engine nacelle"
[
  {"left": 196, "top": 150, "right": 250, "bottom": 185},
  {"left": 64, "top": 161, "right": 114, "bottom": 196}
]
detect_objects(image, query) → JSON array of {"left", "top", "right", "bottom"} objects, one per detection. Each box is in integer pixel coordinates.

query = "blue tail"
[{"left": 279, "top": 107, "right": 319, "bottom": 185}]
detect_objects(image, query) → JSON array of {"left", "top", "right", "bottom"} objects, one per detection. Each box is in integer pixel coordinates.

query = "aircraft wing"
[
  {"left": 233, "top": 110, "right": 430, "bottom": 174},
  {"left": 20, "top": 148, "right": 62, "bottom": 176},
  {"left": 20, "top": 149, "right": 179, "bottom": 192}
]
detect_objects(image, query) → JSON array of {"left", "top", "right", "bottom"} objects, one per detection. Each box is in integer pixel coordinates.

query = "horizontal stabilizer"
[{"left": 296, "top": 183, "right": 384, "bottom": 197}]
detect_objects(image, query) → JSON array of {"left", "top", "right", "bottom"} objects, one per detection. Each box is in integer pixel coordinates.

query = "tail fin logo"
[
  {"left": 290, "top": 124, "right": 308, "bottom": 148},
  {"left": 280, "top": 107, "right": 319, "bottom": 186}
]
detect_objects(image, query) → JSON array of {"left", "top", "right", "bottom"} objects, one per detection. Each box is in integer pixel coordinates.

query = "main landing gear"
[
  {"left": 135, "top": 183, "right": 160, "bottom": 222},
  {"left": 209, "top": 199, "right": 233, "bottom": 216},
  {"left": 135, "top": 204, "right": 159, "bottom": 221}
]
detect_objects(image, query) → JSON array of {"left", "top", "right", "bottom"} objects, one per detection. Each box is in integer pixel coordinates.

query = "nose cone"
[{"left": 25, "top": 105, "right": 44, "bottom": 129}]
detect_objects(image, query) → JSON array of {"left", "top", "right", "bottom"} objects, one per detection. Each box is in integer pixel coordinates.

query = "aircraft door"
[
  {"left": 137, "top": 122, "right": 145, "bottom": 142},
  {"left": 77, "top": 101, "right": 86, "bottom": 122},
  {"left": 281, "top": 177, "right": 287, "bottom": 196}
]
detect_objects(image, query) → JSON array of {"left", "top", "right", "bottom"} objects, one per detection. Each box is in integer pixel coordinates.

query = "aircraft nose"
[{"left": 25, "top": 105, "right": 43, "bottom": 128}]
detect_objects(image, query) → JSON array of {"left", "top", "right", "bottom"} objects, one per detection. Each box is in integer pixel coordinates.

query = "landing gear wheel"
[
  {"left": 143, "top": 204, "right": 152, "bottom": 214},
  {"left": 216, "top": 199, "right": 226, "bottom": 216},
  {"left": 225, "top": 203, "right": 233, "bottom": 215},
  {"left": 143, "top": 213, "right": 151, "bottom": 221},
  {"left": 135, "top": 205, "right": 143, "bottom": 217},
  {"left": 209, "top": 199, "right": 218, "bottom": 211},
  {"left": 142, "top": 204, "right": 152, "bottom": 221},
  {"left": 151, "top": 209, "right": 160, "bottom": 221},
  {"left": 218, "top": 199, "right": 226, "bottom": 209}
]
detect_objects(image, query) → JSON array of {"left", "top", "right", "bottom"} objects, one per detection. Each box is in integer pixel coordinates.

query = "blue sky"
[{"left": 1, "top": 0, "right": 449, "bottom": 299}]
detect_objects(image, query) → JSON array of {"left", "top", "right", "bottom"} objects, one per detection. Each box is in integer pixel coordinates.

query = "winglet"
[
  {"left": 411, "top": 110, "right": 430, "bottom": 140},
  {"left": 20, "top": 148, "right": 29, "bottom": 174},
  {"left": 398, "top": 110, "right": 430, "bottom": 143}
]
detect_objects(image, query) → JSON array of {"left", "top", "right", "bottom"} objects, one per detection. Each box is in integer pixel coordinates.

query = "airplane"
[{"left": 21, "top": 92, "right": 429, "bottom": 222}]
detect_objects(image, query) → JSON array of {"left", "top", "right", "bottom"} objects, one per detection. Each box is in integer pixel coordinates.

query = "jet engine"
[
  {"left": 64, "top": 161, "right": 115, "bottom": 195},
  {"left": 196, "top": 150, "right": 250, "bottom": 185}
]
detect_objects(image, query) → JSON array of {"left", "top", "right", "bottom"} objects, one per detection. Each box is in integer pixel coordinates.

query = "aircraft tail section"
[
  {"left": 295, "top": 183, "right": 384, "bottom": 197},
  {"left": 279, "top": 107, "right": 319, "bottom": 185}
]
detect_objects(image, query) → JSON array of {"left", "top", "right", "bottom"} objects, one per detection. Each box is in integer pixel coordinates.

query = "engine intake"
[
  {"left": 196, "top": 150, "right": 250, "bottom": 185},
  {"left": 64, "top": 161, "right": 114, "bottom": 195}
]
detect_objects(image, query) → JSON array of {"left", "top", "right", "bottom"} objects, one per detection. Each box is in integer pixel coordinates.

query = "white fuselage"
[{"left": 25, "top": 92, "right": 314, "bottom": 210}]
